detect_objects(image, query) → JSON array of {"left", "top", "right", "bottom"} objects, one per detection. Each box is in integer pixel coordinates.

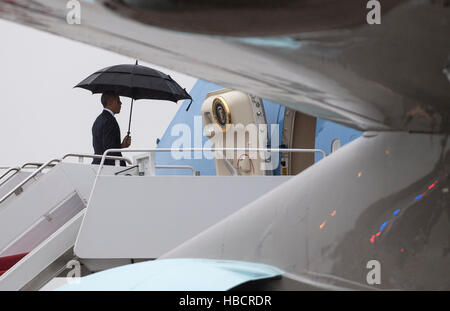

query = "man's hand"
[{"left": 121, "top": 135, "right": 131, "bottom": 148}]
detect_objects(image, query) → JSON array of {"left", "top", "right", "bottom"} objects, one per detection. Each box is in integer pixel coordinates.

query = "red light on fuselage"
[{"left": 428, "top": 181, "right": 438, "bottom": 190}]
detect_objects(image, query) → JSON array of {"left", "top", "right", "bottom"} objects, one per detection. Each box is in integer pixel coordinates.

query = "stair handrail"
[
  {"left": 0, "top": 159, "right": 61, "bottom": 206},
  {"left": 0, "top": 167, "right": 21, "bottom": 187},
  {"left": 21, "top": 162, "right": 57, "bottom": 169},
  {"left": 0, "top": 161, "right": 59, "bottom": 187},
  {"left": 62, "top": 153, "right": 132, "bottom": 165},
  {"left": 114, "top": 165, "right": 198, "bottom": 176},
  {"left": 96, "top": 147, "right": 327, "bottom": 176}
]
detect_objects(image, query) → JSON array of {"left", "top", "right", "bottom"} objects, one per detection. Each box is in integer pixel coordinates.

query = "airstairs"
[
  {"left": 73, "top": 148, "right": 323, "bottom": 261},
  {"left": 0, "top": 154, "right": 130, "bottom": 290},
  {"left": 0, "top": 148, "right": 323, "bottom": 290}
]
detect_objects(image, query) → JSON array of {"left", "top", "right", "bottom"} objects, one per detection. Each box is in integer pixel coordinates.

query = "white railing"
[
  {"left": 97, "top": 147, "right": 327, "bottom": 176},
  {"left": 114, "top": 164, "right": 199, "bottom": 176},
  {"left": 0, "top": 163, "right": 58, "bottom": 188},
  {"left": 0, "top": 159, "right": 61, "bottom": 206},
  {"left": 0, "top": 154, "right": 133, "bottom": 206},
  {"left": 62, "top": 153, "right": 132, "bottom": 165},
  {"left": 0, "top": 148, "right": 326, "bottom": 206},
  {"left": 0, "top": 167, "right": 21, "bottom": 188}
]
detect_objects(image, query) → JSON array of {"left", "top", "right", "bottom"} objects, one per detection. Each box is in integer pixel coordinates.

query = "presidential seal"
[{"left": 212, "top": 97, "right": 231, "bottom": 130}]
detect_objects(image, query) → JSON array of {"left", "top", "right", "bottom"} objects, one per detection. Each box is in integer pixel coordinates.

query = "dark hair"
[{"left": 101, "top": 92, "right": 118, "bottom": 107}]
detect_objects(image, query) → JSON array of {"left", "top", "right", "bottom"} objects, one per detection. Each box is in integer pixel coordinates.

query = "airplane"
[{"left": 0, "top": 0, "right": 448, "bottom": 290}]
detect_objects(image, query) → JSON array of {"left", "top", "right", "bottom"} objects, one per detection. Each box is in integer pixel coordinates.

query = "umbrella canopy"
[
  {"left": 75, "top": 63, "right": 192, "bottom": 102},
  {"left": 75, "top": 61, "right": 192, "bottom": 136}
]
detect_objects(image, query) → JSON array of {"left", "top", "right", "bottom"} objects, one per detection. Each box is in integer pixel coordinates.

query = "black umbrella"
[{"left": 75, "top": 60, "right": 192, "bottom": 136}]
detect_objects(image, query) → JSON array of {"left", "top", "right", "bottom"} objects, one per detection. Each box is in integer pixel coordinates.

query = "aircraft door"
[{"left": 201, "top": 89, "right": 270, "bottom": 176}]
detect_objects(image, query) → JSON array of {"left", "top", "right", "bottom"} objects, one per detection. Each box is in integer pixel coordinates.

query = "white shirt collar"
[{"left": 103, "top": 108, "right": 115, "bottom": 117}]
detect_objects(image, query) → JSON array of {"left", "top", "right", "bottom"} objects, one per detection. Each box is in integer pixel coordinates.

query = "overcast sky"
[{"left": 0, "top": 18, "right": 197, "bottom": 168}]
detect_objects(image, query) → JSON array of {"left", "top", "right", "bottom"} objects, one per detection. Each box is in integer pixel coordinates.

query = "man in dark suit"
[{"left": 92, "top": 92, "right": 131, "bottom": 166}]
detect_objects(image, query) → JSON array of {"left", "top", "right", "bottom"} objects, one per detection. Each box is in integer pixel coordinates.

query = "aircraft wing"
[{"left": 1, "top": 0, "right": 449, "bottom": 132}]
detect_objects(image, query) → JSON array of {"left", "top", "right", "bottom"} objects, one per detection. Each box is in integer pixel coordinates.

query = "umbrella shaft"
[{"left": 127, "top": 98, "right": 134, "bottom": 136}]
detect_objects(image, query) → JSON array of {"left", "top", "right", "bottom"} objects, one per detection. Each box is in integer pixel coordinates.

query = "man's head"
[{"left": 101, "top": 92, "right": 122, "bottom": 114}]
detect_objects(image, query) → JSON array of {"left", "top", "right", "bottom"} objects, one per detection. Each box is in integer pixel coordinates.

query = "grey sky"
[{"left": 0, "top": 18, "right": 196, "bottom": 167}]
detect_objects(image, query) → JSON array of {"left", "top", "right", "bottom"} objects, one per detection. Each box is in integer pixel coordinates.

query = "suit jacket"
[{"left": 92, "top": 110, "right": 126, "bottom": 166}]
